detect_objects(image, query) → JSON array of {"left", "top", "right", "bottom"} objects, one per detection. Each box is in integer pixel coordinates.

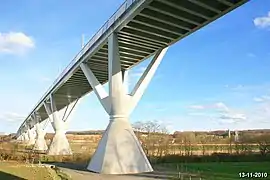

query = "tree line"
[{"left": 132, "top": 120, "right": 270, "bottom": 159}]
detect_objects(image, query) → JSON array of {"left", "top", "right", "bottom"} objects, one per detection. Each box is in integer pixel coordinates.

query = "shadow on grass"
[{"left": 0, "top": 171, "right": 26, "bottom": 180}]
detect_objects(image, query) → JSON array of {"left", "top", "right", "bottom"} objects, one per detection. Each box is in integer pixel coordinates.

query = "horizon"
[
  {"left": 1, "top": 0, "right": 270, "bottom": 134},
  {"left": 2, "top": 127, "right": 270, "bottom": 135}
]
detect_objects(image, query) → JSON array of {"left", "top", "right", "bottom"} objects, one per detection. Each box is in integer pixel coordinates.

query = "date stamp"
[{"left": 239, "top": 172, "right": 268, "bottom": 178}]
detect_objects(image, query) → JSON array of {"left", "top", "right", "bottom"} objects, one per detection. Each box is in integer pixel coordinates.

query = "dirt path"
[
  {"left": 49, "top": 162, "right": 173, "bottom": 180},
  {"left": 58, "top": 167, "right": 168, "bottom": 180}
]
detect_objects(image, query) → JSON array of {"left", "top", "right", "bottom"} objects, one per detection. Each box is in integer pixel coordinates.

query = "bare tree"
[
  {"left": 227, "top": 136, "right": 233, "bottom": 154},
  {"left": 133, "top": 121, "right": 145, "bottom": 138},
  {"left": 173, "top": 133, "right": 184, "bottom": 155},
  {"left": 132, "top": 120, "right": 171, "bottom": 157},
  {"left": 197, "top": 135, "right": 207, "bottom": 156},
  {"left": 180, "top": 132, "right": 196, "bottom": 156},
  {"left": 156, "top": 125, "right": 171, "bottom": 157},
  {"left": 255, "top": 134, "right": 270, "bottom": 156}
]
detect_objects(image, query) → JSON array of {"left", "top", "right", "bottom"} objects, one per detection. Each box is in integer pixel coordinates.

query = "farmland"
[{"left": 0, "top": 122, "right": 270, "bottom": 179}]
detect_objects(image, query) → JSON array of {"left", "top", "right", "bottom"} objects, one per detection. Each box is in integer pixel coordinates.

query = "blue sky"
[{"left": 0, "top": 0, "right": 270, "bottom": 133}]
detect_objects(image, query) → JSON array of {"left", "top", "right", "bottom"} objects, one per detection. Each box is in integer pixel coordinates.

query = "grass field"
[
  {"left": 158, "top": 162, "right": 270, "bottom": 180},
  {"left": 0, "top": 161, "right": 60, "bottom": 180},
  {"left": 1, "top": 139, "right": 270, "bottom": 179}
]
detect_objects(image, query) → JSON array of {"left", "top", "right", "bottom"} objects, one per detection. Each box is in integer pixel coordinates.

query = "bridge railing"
[{"left": 18, "top": 0, "right": 140, "bottom": 133}]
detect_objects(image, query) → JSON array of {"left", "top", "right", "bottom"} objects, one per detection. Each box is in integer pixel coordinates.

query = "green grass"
[
  {"left": 157, "top": 162, "right": 270, "bottom": 180},
  {"left": 0, "top": 161, "right": 61, "bottom": 180}
]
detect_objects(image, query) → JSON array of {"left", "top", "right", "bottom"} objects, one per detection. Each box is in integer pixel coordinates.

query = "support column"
[
  {"left": 21, "top": 125, "right": 29, "bottom": 143},
  {"left": 27, "top": 127, "right": 36, "bottom": 146},
  {"left": 123, "top": 69, "right": 129, "bottom": 94},
  {"left": 43, "top": 96, "right": 77, "bottom": 155},
  {"left": 80, "top": 32, "right": 168, "bottom": 174},
  {"left": 32, "top": 113, "right": 48, "bottom": 151},
  {"left": 23, "top": 131, "right": 29, "bottom": 142},
  {"left": 33, "top": 122, "right": 48, "bottom": 151}
]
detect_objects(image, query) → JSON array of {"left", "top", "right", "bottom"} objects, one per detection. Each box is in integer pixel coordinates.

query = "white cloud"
[
  {"left": 215, "top": 102, "right": 247, "bottom": 124},
  {"left": 248, "top": 103, "right": 270, "bottom": 124},
  {"left": 253, "top": 97, "right": 264, "bottom": 102},
  {"left": 188, "top": 102, "right": 229, "bottom": 112},
  {"left": 249, "top": 95, "right": 270, "bottom": 123},
  {"left": 154, "top": 119, "right": 175, "bottom": 134},
  {"left": 218, "top": 85, "right": 270, "bottom": 125},
  {"left": 128, "top": 66, "right": 147, "bottom": 92},
  {"left": 262, "top": 95, "right": 270, "bottom": 100},
  {"left": 214, "top": 102, "right": 229, "bottom": 112},
  {"left": 188, "top": 101, "right": 247, "bottom": 124},
  {"left": 189, "top": 105, "right": 205, "bottom": 110},
  {"left": 130, "top": 67, "right": 147, "bottom": 78},
  {"left": 254, "top": 11, "right": 270, "bottom": 29},
  {"left": 253, "top": 95, "right": 270, "bottom": 102},
  {"left": 217, "top": 112, "right": 247, "bottom": 124},
  {"left": 219, "top": 113, "right": 246, "bottom": 121},
  {"left": 0, "top": 32, "right": 35, "bottom": 55},
  {"left": 0, "top": 112, "right": 25, "bottom": 122}
]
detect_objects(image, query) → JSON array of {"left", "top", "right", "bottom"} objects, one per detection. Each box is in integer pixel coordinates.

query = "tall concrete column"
[
  {"left": 27, "top": 127, "right": 36, "bottom": 146},
  {"left": 80, "top": 32, "right": 168, "bottom": 174},
  {"left": 23, "top": 131, "right": 29, "bottom": 142},
  {"left": 123, "top": 69, "right": 129, "bottom": 94},
  {"left": 43, "top": 96, "right": 77, "bottom": 155},
  {"left": 33, "top": 122, "right": 48, "bottom": 151}
]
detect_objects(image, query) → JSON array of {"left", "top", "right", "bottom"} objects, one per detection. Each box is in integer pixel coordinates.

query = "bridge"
[{"left": 15, "top": 0, "right": 248, "bottom": 175}]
